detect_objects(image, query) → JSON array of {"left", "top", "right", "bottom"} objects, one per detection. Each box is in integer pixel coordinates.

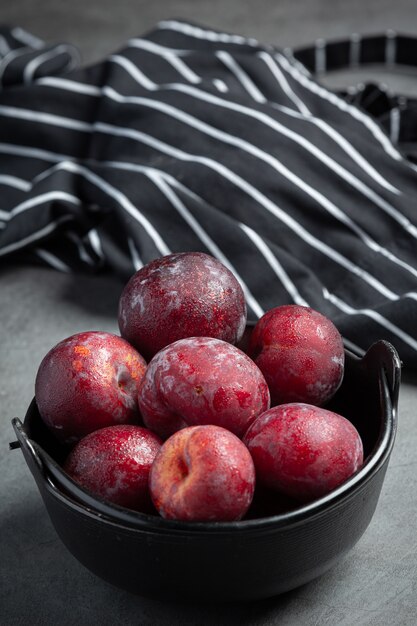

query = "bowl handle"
[
  {"left": 10, "top": 417, "right": 48, "bottom": 487},
  {"left": 10, "top": 416, "right": 156, "bottom": 528},
  {"left": 362, "top": 340, "right": 401, "bottom": 414}
]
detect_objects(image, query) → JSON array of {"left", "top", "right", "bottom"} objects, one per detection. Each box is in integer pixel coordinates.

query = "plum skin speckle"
[
  {"left": 243, "top": 403, "right": 364, "bottom": 502},
  {"left": 118, "top": 252, "right": 247, "bottom": 361},
  {"left": 137, "top": 336, "right": 271, "bottom": 440},
  {"left": 64, "top": 424, "right": 162, "bottom": 512},
  {"left": 149, "top": 425, "right": 256, "bottom": 522},
  {"left": 35, "top": 331, "right": 147, "bottom": 445},
  {"left": 248, "top": 304, "right": 345, "bottom": 407}
]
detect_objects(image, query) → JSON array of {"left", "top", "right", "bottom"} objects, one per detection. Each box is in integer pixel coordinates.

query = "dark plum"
[{"left": 118, "top": 252, "right": 247, "bottom": 360}]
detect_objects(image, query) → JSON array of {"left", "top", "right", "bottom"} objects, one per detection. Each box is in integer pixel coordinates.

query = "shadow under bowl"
[{"left": 11, "top": 340, "right": 400, "bottom": 602}]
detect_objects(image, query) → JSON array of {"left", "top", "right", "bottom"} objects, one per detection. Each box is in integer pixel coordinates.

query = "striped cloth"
[{"left": 1, "top": 22, "right": 417, "bottom": 367}]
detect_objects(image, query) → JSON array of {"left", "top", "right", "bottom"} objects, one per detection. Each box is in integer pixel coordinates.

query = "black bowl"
[{"left": 11, "top": 340, "right": 400, "bottom": 602}]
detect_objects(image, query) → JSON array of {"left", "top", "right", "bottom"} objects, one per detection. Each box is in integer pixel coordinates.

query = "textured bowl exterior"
[
  {"left": 13, "top": 340, "right": 400, "bottom": 601},
  {"left": 34, "top": 455, "right": 388, "bottom": 601}
]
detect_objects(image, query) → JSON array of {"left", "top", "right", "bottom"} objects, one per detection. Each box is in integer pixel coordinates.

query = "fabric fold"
[{"left": 1, "top": 22, "right": 417, "bottom": 367}]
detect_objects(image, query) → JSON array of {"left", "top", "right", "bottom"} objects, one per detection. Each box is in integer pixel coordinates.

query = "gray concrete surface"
[{"left": 1, "top": 1, "right": 417, "bottom": 624}]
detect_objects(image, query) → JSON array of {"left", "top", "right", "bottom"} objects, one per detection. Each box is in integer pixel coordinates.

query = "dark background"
[{"left": 1, "top": 1, "right": 417, "bottom": 624}]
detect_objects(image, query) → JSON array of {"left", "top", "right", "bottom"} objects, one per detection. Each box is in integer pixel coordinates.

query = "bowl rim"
[{"left": 14, "top": 339, "right": 400, "bottom": 535}]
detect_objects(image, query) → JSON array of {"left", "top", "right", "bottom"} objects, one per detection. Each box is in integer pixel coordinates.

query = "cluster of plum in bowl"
[{"left": 12, "top": 251, "right": 401, "bottom": 602}]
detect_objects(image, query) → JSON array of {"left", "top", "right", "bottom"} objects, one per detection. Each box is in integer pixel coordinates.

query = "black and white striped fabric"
[
  {"left": 292, "top": 32, "right": 417, "bottom": 162},
  {"left": 1, "top": 22, "right": 417, "bottom": 366}
]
